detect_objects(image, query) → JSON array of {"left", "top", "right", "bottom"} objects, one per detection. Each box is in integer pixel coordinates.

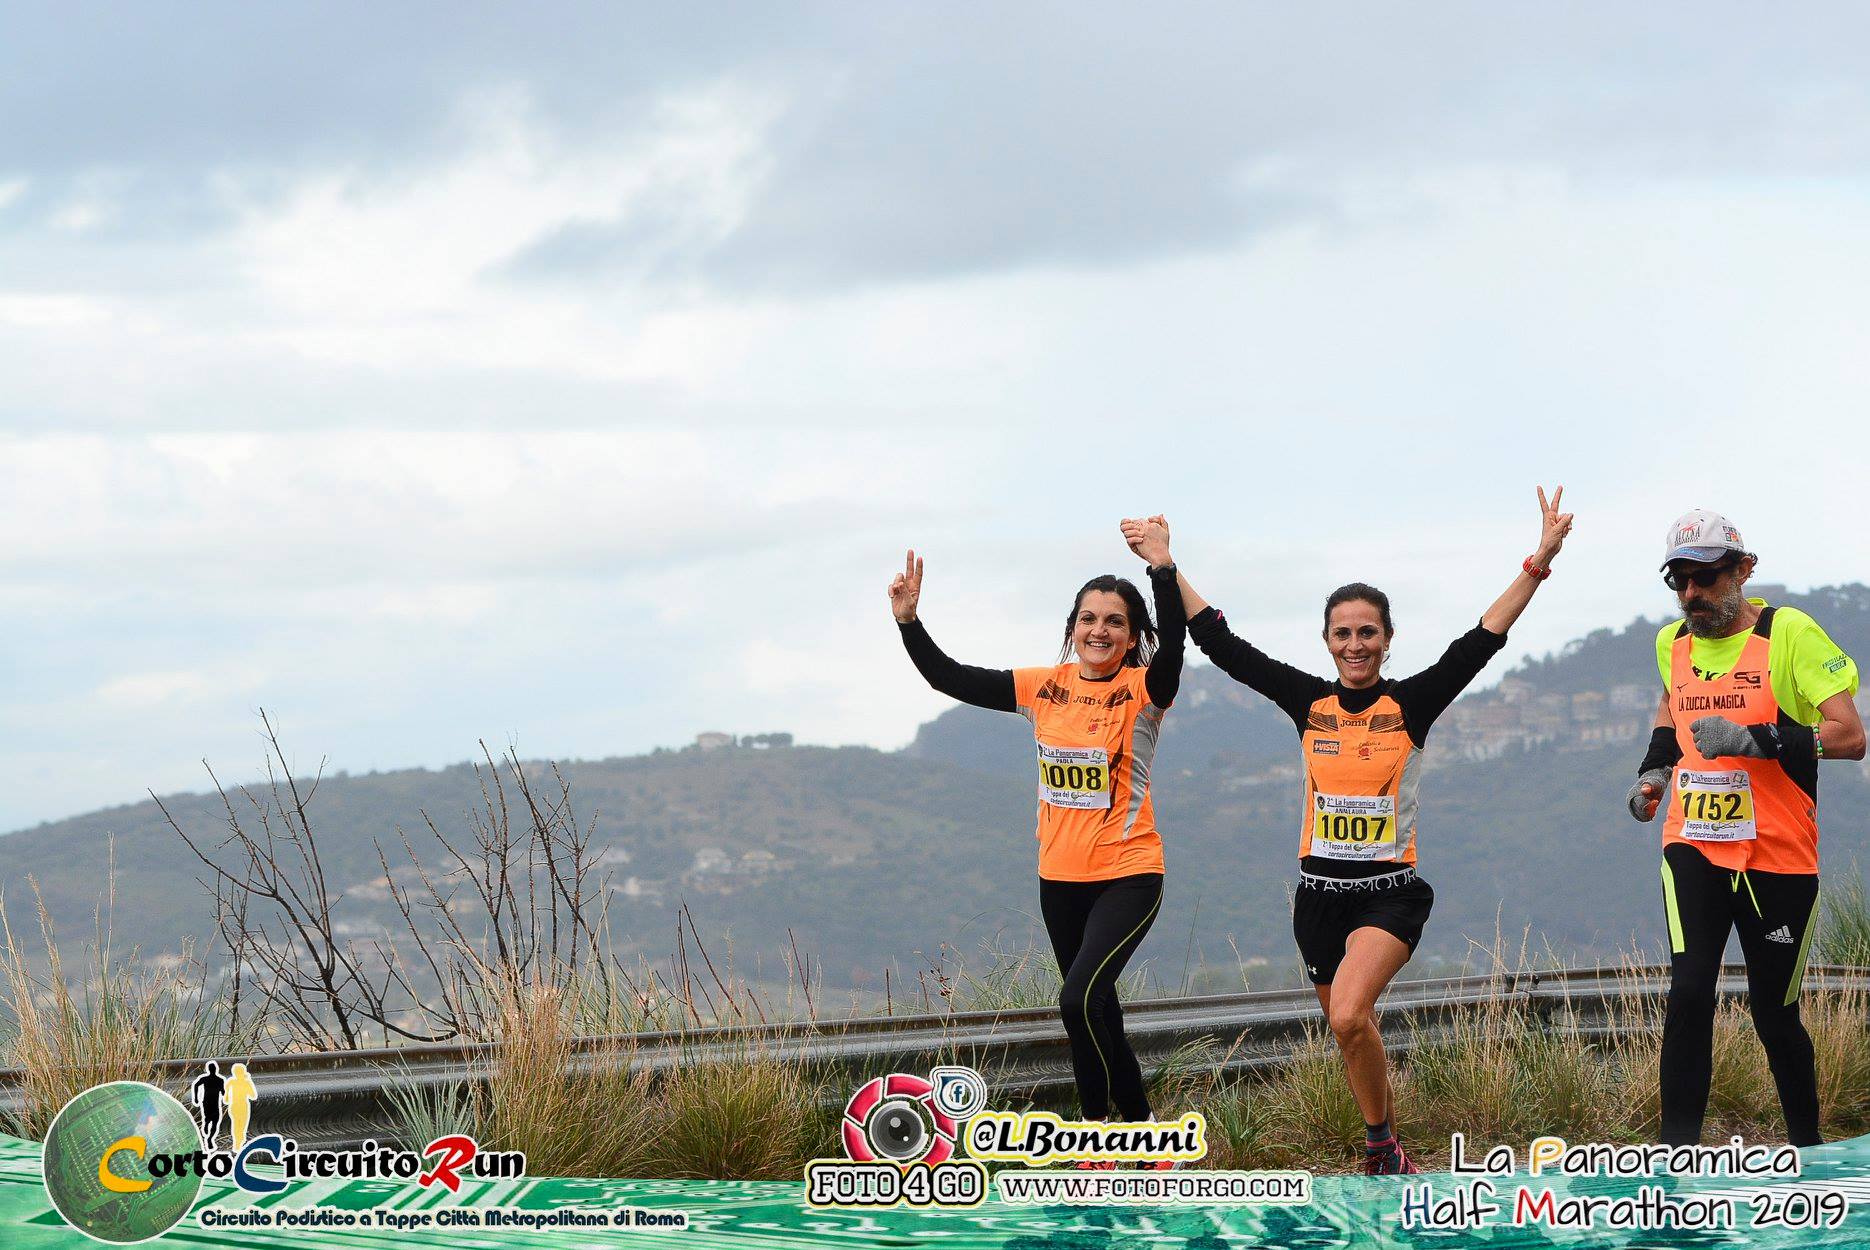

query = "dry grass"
[
  {"left": 633, "top": 1048, "right": 828, "bottom": 1179},
  {"left": 1808, "top": 982, "right": 1870, "bottom": 1132},
  {"left": 1817, "top": 864, "right": 1870, "bottom": 969},
  {"left": 1393, "top": 963, "right": 1627, "bottom": 1147},
  {"left": 386, "top": 962, "right": 828, "bottom": 1179},
  {"left": 436, "top": 937, "right": 1870, "bottom": 1179},
  {"left": 1175, "top": 948, "right": 1870, "bottom": 1172},
  {"left": 0, "top": 884, "right": 253, "bottom": 1139}
]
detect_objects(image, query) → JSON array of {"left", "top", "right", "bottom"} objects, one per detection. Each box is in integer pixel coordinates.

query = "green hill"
[{"left": 3, "top": 586, "right": 1868, "bottom": 999}]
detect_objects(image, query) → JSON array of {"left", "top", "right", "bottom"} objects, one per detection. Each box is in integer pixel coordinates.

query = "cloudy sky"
[{"left": 2, "top": 5, "right": 1868, "bottom": 830}]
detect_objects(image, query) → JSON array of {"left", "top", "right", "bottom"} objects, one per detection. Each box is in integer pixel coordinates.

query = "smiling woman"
[
  {"left": 1154, "top": 486, "right": 1573, "bottom": 1176},
  {"left": 888, "top": 525, "right": 1184, "bottom": 1154}
]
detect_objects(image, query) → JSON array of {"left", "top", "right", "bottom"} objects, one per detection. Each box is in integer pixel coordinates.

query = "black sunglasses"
[{"left": 1663, "top": 559, "right": 1739, "bottom": 591}]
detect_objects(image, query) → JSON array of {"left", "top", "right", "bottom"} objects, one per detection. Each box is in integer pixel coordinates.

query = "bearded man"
[{"left": 1628, "top": 509, "right": 1864, "bottom": 1146}]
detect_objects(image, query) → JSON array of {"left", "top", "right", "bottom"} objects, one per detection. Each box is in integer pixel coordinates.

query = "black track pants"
[
  {"left": 1659, "top": 842, "right": 1822, "bottom": 1146},
  {"left": 1039, "top": 873, "right": 1163, "bottom": 1121}
]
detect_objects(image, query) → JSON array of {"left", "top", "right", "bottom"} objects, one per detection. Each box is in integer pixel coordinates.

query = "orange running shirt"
[
  {"left": 1297, "top": 691, "right": 1423, "bottom": 865},
  {"left": 1659, "top": 608, "right": 1820, "bottom": 873},
  {"left": 1012, "top": 664, "right": 1167, "bottom": 881}
]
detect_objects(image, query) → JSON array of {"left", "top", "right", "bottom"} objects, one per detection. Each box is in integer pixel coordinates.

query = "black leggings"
[
  {"left": 1659, "top": 843, "right": 1822, "bottom": 1146},
  {"left": 1039, "top": 873, "right": 1163, "bottom": 1121}
]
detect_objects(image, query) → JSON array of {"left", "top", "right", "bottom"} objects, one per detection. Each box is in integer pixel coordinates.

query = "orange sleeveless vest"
[
  {"left": 1298, "top": 691, "right": 1423, "bottom": 865},
  {"left": 1661, "top": 607, "right": 1818, "bottom": 873}
]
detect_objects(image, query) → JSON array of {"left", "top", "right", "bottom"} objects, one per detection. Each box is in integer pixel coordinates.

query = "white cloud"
[
  {"left": 51, "top": 201, "right": 109, "bottom": 233},
  {"left": 3, "top": 17, "right": 1870, "bottom": 833},
  {"left": 223, "top": 81, "right": 781, "bottom": 380},
  {"left": 0, "top": 294, "right": 109, "bottom": 328},
  {"left": 94, "top": 669, "right": 223, "bottom": 710}
]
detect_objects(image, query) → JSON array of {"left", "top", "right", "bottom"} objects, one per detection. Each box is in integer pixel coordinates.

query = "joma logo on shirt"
[{"left": 1033, "top": 682, "right": 1135, "bottom": 710}]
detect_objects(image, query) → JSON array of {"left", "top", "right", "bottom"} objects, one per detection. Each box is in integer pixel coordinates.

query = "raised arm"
[
  {"left": 1397, "top": 486, "right": 1573, "bottom": 738},
  {"left": 1119, "top": 517, "right": 1185, "bottom": 707},
  {"left": 1478, "top": 485, "right": 1574, "bottom": 634},
  {"left": 1124, "top": 516, "right": 1324, "bottom": 728},
  {"left": 890, "top": 549, "right": 1017, "bottom": 712}
]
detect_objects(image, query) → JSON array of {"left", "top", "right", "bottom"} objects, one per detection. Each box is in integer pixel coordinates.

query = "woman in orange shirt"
[
  {"left": 1147, "top": 488, "right": 1572, "bottom": 1174},
  {"left": 891, "top": 521, "right": 1183, "bottom": 1137}
]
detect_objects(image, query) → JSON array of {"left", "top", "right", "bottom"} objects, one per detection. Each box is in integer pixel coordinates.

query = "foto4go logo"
[
  {"left": 42, "top": 1067, "right": 524, "bottom": 1244},
  {"left": 806, "top": 1065, "right": 990, "bottom": 1208}
]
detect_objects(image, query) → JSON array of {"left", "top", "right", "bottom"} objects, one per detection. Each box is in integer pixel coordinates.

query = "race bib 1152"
[{"left": 1677, "top": 769, "right": 1758, "bottom": 842}]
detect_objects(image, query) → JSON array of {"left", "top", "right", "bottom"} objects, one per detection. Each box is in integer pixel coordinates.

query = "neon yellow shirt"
[{"left": 1653, "top": 599, "right": 1860, "bottom": 724}]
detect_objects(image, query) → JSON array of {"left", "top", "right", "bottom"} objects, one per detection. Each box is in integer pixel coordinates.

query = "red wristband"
[{"left": 1522, "top": 556, "right": 1552, "bottom": 581}]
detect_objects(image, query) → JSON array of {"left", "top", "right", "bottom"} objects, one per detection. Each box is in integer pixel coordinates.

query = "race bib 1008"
[
  {"left": 1311, "top": 793, "right": 1398, "bottom": 860},
  {"left": 1036, "top": 743, "right": 1112, "bottom": 810},
  {"left": 1676, "top": 769, "right": 1757, "bottom": 842}
]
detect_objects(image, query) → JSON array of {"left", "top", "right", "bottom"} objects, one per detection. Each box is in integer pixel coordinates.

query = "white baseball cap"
[{"left": 1660, "top": 508, "right": 1749, "bottom": 569}]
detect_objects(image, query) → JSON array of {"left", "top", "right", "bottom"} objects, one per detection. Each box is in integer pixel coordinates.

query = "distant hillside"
[
  {"left": 1496, "top": 582, "right": 1870, "bottom": 694},
  {"left": 0, "top": 747, "right": 1046, "bottom": 996},
  {"left": 910, "top": 583, "right": 1870, "bottom": 775},
  {"left": 5, "top": 586, "right": 1869, "bottom": 995}
]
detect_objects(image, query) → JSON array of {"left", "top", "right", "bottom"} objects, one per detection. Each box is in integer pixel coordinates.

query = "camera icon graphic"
[{"left": 839, "top": 1066, "right": 987, "bottom": 1164}]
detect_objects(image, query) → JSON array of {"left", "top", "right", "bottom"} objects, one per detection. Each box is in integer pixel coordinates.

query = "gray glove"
[
  {"left": 1627, "top": 768, "right": 1669, "bottom": 822},
  {"left": 1690, "top": 716, "right": 1772, "bottom": 760}
]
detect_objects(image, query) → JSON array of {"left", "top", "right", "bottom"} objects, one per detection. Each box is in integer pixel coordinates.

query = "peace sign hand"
[
  {"left": 888, "top": 549, "right": 924, "bottom": 624},
  {"left": 1534, "top": 485, "right": 1574, "bottom": 566}
]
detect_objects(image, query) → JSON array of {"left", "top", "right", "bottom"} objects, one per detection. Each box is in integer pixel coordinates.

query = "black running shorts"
[{"left": 1292, "top": 873, "right": 1434, "bottom": 985}]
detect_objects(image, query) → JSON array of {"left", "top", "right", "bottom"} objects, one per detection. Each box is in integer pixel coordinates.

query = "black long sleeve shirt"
[
  {"left": 898, "top": 564, "right": 1187, "bottom": 709},
  {"left": 1188, "top": 605, "right": 1507, "bottom": 877}
]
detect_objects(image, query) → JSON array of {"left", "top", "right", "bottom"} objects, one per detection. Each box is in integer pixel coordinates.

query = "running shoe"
[
  {"left": 1363, "top": 1136, "right": 1419, "bottom": 1176},
  {"left": 1133, "top": 1158, "right": 1184, "bottom": 1171},
  {"left": 1073, "top": 1159, "right": 1119, "bottom": 1171}
]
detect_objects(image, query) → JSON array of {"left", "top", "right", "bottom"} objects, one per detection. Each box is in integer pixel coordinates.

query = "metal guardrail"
[{"left": 5, "top": 964, "right": 1866, "bottom": 1148}]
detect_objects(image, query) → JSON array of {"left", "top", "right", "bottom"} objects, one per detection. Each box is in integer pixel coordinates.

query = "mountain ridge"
[{"left": 4, "top": 584, "right": 1867, "bottom": 992}]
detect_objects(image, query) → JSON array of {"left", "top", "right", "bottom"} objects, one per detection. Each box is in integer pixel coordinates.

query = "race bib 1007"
[
  {"left": 1676, "top": 769, "right": 1757, "bottom": 842},
  {"left": 1036, "top": 743, "right": 1112, "bottom": 810},
  {"left": 1311, "top": 792, "right": 1398, "bottom": 860}
]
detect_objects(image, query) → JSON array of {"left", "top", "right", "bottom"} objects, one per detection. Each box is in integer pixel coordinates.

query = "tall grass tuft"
[
  {"left": 938, "top": 939, "right": 1062, "bottom": 1014},
  {"left": 481, "top": 976, "right": 651, "bottom": 1177},
  {"left": 381, "top": 1060, "right": 482, "bottom": 1148},
  {"left": 0, "top": 884, "right": 252, "bottom": 1140},
  {"left": 634, "top": 1046, "right": 827, "bottom": 1180},
  {"left": 1601, "top": 958, "right": 1667, "bottom": 1139},
  {"left": 1806, "top": 982, "right": 1870, "bottom": 1135},
  {"left": 385, "top": 961, "right": 826, "bottom": 1179},
  {"left": 1256, "top": 1026, "right": 1366, "bottom": 1161},
  {"left": 1817, "top": 865, "right": 1870, "bottom": 969},
  {"left": 926, "top": 934, "right": 1153, "bottom": 1016},
  {"left": 1175, "top": 946, "right": 1870, "bottom": 1173},
  {"left": 1397, "top": 972, "right": 1627, "bottom": 1145},
  {"left": 1703, "top": 997, "right": 1777, "bottom": 1131}
]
